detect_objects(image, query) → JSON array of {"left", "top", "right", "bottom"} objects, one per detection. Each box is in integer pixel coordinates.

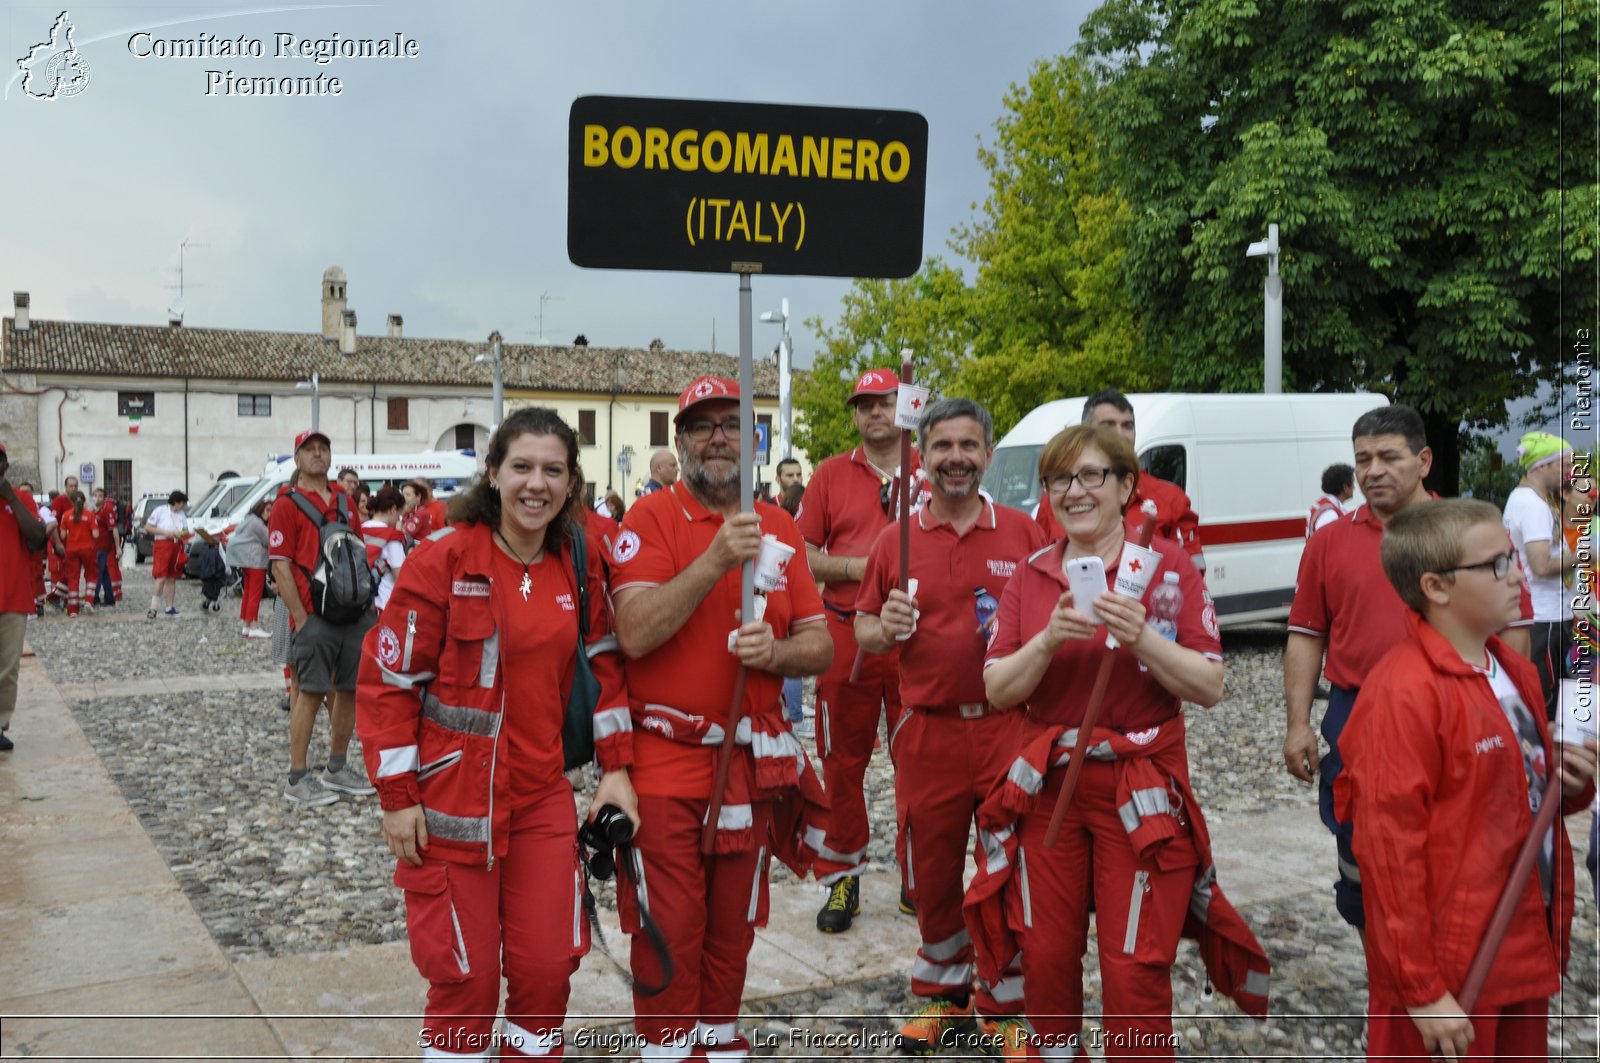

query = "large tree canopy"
[
  {"left": 1077, "top": 0, "right": 1596, "bottom": 490},
  {"left": 795, "top": 56, "right": 1150, "bottom": 459}
]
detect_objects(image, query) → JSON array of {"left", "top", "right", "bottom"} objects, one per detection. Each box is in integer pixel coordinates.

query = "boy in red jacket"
[{"left": 1336, "top": 498, "right": 1597, "bottom": 1062}]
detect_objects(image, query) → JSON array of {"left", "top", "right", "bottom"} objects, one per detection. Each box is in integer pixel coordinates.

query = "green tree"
[
  {"left": 950, "top": 56, "right": 1157, "bottom": 433},
  {"left": 1077, "top": 0, "right": 1597, "bottom": 493},
  {"left": 797, "top": 56, "right": 1152, "bottom": 451},
  {"left": 793, "top": 261, "right": 973, "bottom": 462}
]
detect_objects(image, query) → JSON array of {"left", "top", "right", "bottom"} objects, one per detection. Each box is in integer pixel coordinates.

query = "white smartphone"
[{"left": 1063, "top": 555, "right": 1107, "bottom": 624}]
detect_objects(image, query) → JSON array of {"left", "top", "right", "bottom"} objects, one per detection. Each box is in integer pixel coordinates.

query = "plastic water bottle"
[
  {"left": 1147, "top": 572, "right": 1183, "bottom": 642},
  {"left": 974, "top": 586, "right": 1000, "bottom": 639}
]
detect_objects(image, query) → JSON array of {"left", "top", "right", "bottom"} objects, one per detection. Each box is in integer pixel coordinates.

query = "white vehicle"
[
  {"left": 983, "top": 392, "right": 1386, "bottom": 625},
  {"left": 196, "top": 450, "right": 482, "bottom": 536},
  {"left": 188, "top": 476, "right": 262, "bottom": 525}
]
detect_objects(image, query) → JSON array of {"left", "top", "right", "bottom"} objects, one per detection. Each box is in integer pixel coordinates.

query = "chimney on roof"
[
  {"left": 340, "top": 310, "right": 357, "bottom": 355},
  {"left": 12, "top": 292, "right": 29, "bottom": 332},
  {"left": 321, "top": 266, "right": 348, "bottom": 340},
  {"left": 387, "top": 313, "right": 403, "bottom": 338}
]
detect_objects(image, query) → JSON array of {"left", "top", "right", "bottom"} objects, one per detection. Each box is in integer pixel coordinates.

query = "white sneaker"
[{"left": 243, "top": 626, "right": 271, "bottom": 639}]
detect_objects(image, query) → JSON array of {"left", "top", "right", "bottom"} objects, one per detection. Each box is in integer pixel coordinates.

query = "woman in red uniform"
[
  {"left": 357, "top": 408, "right": 636, "bottom": 1062},
  {"left": 982, "top": 425, "right": 1225, "bottom": 1060},
  {"left": 52, "top": 491, "right": 103, "bottom": 617},
  {"left": 400, "top": 480, "right": 434, "bottom": 545}
]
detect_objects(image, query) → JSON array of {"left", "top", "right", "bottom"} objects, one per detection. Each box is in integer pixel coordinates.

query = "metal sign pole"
[{"left": 738, "top": 273, "right": 755, "bottom": 619}]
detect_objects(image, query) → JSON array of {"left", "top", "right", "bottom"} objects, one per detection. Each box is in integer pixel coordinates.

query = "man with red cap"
[
  {"left": 794, "top": 367, "right": 923, "bottom": 932},
  {"left": 612, "top": 375, "right": 832, "bottom": 1063},
  {"left": 269, "top": 429, "right": 378, "bottom": 806},
  {"left": 0, "top": 442, "right": 48, "bottom": 752}
]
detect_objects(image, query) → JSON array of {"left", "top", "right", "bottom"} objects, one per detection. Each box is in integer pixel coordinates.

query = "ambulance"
[
  {"left": 982, "top": 393, "right": 1385, "bottom": 625},
  {"left": 194, "top": 450, "right": 482, "bottom": 537}
]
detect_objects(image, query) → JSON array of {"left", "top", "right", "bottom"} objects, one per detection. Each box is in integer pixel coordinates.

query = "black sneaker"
[
  {"left": 0, "top": 732, "right": 12, "bottom": 752},
  {"left": 816, "top": 874, "right": 860, "bottom": 933},
  {"left": 899, "top": 884, "right": 917, "bottom": 915}
]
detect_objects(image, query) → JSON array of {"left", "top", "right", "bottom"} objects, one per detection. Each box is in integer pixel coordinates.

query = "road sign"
[
  {"left": 753, "top": 422, "right": 770, "bottom": 466},
  {"left": 569, "top": 95, "right": 928, "bottom": 278},
  {"left": 79, "top": 462, "right": 95, "bottom": 483}
]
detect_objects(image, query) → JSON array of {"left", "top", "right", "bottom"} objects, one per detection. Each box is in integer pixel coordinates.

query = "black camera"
[{"left": 579, "top": 804, "right": 634, "bottom": 881}]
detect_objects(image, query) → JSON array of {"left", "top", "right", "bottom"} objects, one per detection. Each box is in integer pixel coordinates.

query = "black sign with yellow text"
[{"left": 568, "top": 95, "right": 928, "bottom": 278}]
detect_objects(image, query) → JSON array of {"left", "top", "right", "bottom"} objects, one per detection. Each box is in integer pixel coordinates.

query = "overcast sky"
[{"left": 5, "top": 0, "right": 1099, "bottom": 368}]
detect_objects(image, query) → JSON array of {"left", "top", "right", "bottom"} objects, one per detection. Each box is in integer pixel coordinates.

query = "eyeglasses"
[
  {"left": 682, "top": 416, "right": 741, "bottom": 442},
  {"left": 1043, "top": 466, "right": 1113, "bottom": 494},
  {"left": 1434, "top": 550, "right": 1518, "bottom": 580}
]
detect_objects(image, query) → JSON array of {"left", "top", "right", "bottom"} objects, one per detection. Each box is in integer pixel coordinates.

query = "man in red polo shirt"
[
  {"left": 46, "top": 474, "right": 78, "bottom": 606},
  {"left": 1036, "top": 390, "right": 1205, "bottom": 573},
  {"left": 269, "top": 429, "right": 377, "bottom": 806},
  {"left": 0, "top": 443, "right": 48, "bottom": 752},
  {"left": 795, "top": 367, "right": 924, "bottom": 932},
  {"left": 1284, "top": 404, "right": 1466, "bottom": 931},
  {"left": 612, "top": 375, "right": 832, "bottom": 1063},
  {"left": 854, "top": 397, "right": 1045, "bottom": 1056}
]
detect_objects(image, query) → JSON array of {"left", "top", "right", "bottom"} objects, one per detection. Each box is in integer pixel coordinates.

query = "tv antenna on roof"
[
  {"left": 523, "top": 291, "right": 563, "bottom": 344},
  {"left": 166, "top": 237, "right": 206, "bottom": 322}
]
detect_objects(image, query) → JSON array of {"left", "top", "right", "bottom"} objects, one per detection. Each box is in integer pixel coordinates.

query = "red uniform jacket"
[
  {"left": 1335, "top": 622, "right": 1592, "bottom": 1009},
  {"left": 356, "top": 521, "right": 633, "bottom": 866}
]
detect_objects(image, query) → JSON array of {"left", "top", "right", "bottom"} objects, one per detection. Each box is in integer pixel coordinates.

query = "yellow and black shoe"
[
  {"left": 896, "top": 997, "right": 975, "bottom": 1054},
  {"left": 899, "top": 883, "right": 917, "bottom": 915},
  {"left": 816, "top": 874, "right": 860, "bottom": 933}
]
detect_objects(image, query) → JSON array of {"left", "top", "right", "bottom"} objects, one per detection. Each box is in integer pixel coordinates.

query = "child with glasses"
[{"left": 1335, "top": 498, "right": 1597, "bottom": 1063}]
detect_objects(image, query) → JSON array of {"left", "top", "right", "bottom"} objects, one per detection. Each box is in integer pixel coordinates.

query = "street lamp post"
[
  {"left": 296, "top": 370, "right": 321, "bottom": 431},
  {"left": 759, "top": 298, "right": 793, "bottom": 459},
  {"left": 1245, "top": 224, "right": 1282, "bottom": 394},
  {"left": 473, "top": 331, "right": 504, "bottom": 433}
]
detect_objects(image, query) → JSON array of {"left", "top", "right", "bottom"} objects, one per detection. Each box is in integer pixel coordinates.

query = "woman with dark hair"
[
  {"left": 144, "top": 490, "right": 190, "bottom": 618},
  {"left": 400, "top": 480, "right": 434, "bottom": 545},
  {"left": 357, "top": 407, "right": 637, "bottom": 1061},
  {"left": 231, "top": 497, "right": 273, "bottom": 639},
  {"left": 362, "top": 485, "right": 408, "bottom": 610},
  {"left": 52, "top": 490, "right": 101, "bottom": 617}
]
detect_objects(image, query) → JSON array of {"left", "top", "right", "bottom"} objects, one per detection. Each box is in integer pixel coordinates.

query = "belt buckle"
[{"left": 959, "top": 702, "right": 984, "bottom": 719}]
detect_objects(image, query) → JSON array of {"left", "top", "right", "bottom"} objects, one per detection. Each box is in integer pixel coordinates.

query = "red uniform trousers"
[
  {"left": 893, "top": 707, "right": 1026, "bottom": 1015},
  {"left": 397, "top": 783, "right": 585, "bottom": 1061},
  {"left": 47, "top": 547, "right": 65, "bottom": 601},
  {"left": 1015, "top": 760, "right": 1197, "bottom": 1060},
  {"left": 62, "top": 547, "right": 98, "bottom": 616},
  {"left": 152, "top": 539, "right": 182, "bottom": 580},
  {"left": 814, "top": 611, "right": 904, "bottom": 882},
  {"left": 106, "top": 545, "right": 123, "bottom": 602},
  {"left": 31, "top": 550, "right": 47, "bottom": 609},
  {"left": 240, "top": 567, "right": 267, "bottom": 624},
  {"left": 1367, "top": 996, "right": 1545, "bottom": 1063},
  {"left": 618, "top": 794, "right": 773, "bottom": 1061}
]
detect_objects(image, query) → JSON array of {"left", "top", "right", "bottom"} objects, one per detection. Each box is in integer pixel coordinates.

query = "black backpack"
[{"left": 288, "top": 491, "right": 376, "bottom": 624}]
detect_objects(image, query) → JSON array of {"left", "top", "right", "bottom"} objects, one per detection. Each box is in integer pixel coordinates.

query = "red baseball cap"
[
  {"left": 675, "top": 375, "right": 740, "bottom": 424},
  {"left": 848, "top": 368, "right": 900, "bottom": 405},
  {"left": 294, "top": 429, "right": 331, "bottom": 451}
]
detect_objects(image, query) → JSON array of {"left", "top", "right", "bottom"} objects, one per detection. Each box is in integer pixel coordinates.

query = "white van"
[
  {"left": 196, "top": 450, "right": 482, "bottom": 536},
  {"left": 188, "top": 476, "right": 262, "bottom": 525},
  {"left": 983, "top": 393, "right": 1385, "bottom": 625}
]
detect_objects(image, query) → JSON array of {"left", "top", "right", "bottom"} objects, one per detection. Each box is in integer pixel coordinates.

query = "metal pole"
[
  {"left": 738, "top": 274, "right": 755, "bottom": 620},
  {"left": 1264, "top": 223, "right": 1282, "bottom": 394},
  {"left": 490, "top": 332, "right": 504, "bottom": 432},
  {"left": 311, "top": 370, "right": 320, "bottom": 432},
  {"left": 778, "top": 298, "right": 793, "bottom": 460}
]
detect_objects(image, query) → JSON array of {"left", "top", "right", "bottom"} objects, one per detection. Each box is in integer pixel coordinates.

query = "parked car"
[{"left": 132, "top": 494, "right": 167, "bottom": 563}]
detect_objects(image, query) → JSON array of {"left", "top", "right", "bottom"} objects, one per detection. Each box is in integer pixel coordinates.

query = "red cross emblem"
[
  {"left": 1128, "top": 558, "right": 1143, "bottom": 573},
  {"left": 910, "top": 396, "right": 923, "bottom": 410}
]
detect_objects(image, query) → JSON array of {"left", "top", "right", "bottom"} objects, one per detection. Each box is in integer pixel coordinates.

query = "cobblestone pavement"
[{"left": 27, "top": 563, "right": 1599, "bottom": 1058}]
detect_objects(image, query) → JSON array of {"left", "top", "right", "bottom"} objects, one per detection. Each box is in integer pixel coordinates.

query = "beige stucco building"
[{"left": 1, "top": 269, "right": 805, "bottom": 506}]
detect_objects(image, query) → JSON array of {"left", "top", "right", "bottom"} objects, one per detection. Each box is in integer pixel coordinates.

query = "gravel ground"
[{"left": 31, "top": 562, "right": 1600, "bottom": 1057}]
